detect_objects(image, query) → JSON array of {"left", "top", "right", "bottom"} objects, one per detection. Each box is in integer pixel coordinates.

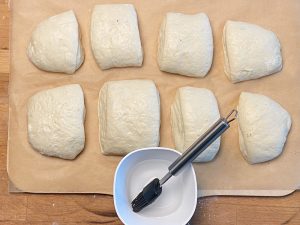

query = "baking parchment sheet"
[{"left": 8, "top": 0, "right": 300, "bottom": 197}]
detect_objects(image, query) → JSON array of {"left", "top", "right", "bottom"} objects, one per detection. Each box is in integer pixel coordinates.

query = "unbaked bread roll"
[
  {"left": 27, "top": 10, "right": 84, "bottom": 74},
  {"left": 91, "top": 4, "right": 143, "bottom": 70},
  {"left": 158, "top": 12, "right": 213, "bottom": 77},
  {"left": 238, "top": 92, "right": 291, "bottom": 164},
  {"left": 171, "top": 87, "right": 220, "bottom": 162},
  {"left": 223, "top": 20, "right": 282, "bottom": 83},
  {"left": 27, "top": 84, "right": 85, "bottom": 160},
  {"left": 98, "top": 80, "right": 160, "bottom": 155}
]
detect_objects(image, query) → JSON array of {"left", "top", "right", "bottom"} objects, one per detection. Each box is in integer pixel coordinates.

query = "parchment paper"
[{"left": 8, "top": 0, "right": 300, "bottom": 197}]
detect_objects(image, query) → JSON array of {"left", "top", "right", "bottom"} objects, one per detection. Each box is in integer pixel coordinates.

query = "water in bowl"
[{"left": 127, "top": 158, "right": 184, "bottom": 217}]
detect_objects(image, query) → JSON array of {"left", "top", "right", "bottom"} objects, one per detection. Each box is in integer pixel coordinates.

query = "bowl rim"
[{"left": 113, "top": 147, "right": 197, "bottom": 225}]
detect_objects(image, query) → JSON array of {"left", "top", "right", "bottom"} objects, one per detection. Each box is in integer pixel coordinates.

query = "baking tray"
[{"left": 8, "top": 0, "right": 300, "bottom": 197}]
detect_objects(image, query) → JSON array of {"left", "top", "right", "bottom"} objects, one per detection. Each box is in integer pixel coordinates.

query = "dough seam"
[
  {"left": 98, "top": 83, "right": 109, "bottom": 155},
  {"left": 158, "top": 16, "right": 167, "bottom": 71},
  {"left": 178, "top": 90, "right": 186, "bottom": 149},
  {"left": 222, "top": 23, "right": 232, "bottom": 81}
]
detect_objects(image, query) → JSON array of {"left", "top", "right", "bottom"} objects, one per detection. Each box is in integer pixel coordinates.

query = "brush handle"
[{"left": 168, "top": 118, "right": 230, "bottom": 176}]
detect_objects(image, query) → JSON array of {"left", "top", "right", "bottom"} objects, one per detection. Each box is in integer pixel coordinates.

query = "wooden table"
[{"left": 1, "top": 1, "right": 300, "bottom": 224}]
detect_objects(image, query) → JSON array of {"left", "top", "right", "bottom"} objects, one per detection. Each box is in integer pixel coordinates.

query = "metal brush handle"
[{"left": 160, "top": 109, "right": 238, "bottom": 185}]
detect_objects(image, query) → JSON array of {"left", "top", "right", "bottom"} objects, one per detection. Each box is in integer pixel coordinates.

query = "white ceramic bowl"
[{"left": 114, "top": 147, "right": 197, "bottom": 225}]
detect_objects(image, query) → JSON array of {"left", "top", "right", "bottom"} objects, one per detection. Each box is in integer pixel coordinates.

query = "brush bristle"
[
  {"left": 132, "top": 191, "right": 147, "bottom": 212},
  {"left": 131, "top": 178, "right": 162, "bottom": 213}
]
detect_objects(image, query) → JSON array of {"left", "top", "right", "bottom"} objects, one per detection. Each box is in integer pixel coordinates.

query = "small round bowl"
[{"left": 113, "top": 147, "right": 197, "bottom": 225}]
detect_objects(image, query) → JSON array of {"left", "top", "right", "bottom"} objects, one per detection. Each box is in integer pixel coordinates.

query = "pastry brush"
[{"left": 131, "top": 109, "right": 238, "bottom": 213}]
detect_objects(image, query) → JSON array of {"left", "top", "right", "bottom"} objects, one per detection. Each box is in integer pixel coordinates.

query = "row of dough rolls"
[
  {"left": 27, "top": 80, "right": 291, "bottom": 164},
  {"left": 26, "top": 4, "right": 282, "bottom": 83}
]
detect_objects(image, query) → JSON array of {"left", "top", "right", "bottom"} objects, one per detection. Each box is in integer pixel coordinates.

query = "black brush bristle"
[
  {"left": 131, "top": 178, "right": 162, "bottom": 212},
  {"left": 131, "top": 192, "right": 147, "bottom": 212}
]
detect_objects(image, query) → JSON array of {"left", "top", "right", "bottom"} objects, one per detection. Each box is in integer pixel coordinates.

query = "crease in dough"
[
  {"left": 98, "top": 80, "right": 160, "bottom": 155},
  {"left": 223, "top": 20, "right": 282, "bottom": 83},
  {"left": 158, "top": 12, "right": 213, "bottom": 77},
  {"left": 238, "top": 92, "right": 291, "bottom": 164},
  {"left": 91, "top": 4, "right": 143, "bottom": 70},
  {"left": 27, "top": 10, "right": 84, "bottom": 74},
  {"left": 171, "top": 87, "right": 220, "bottom": 162},
  {"left": 27, "top": 84, "right": 86, "bottom": 160}
]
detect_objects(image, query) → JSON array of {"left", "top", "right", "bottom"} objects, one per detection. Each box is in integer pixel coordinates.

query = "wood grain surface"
[{"left": 1, "top": 0, "right": 300, "bottom": 224}]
